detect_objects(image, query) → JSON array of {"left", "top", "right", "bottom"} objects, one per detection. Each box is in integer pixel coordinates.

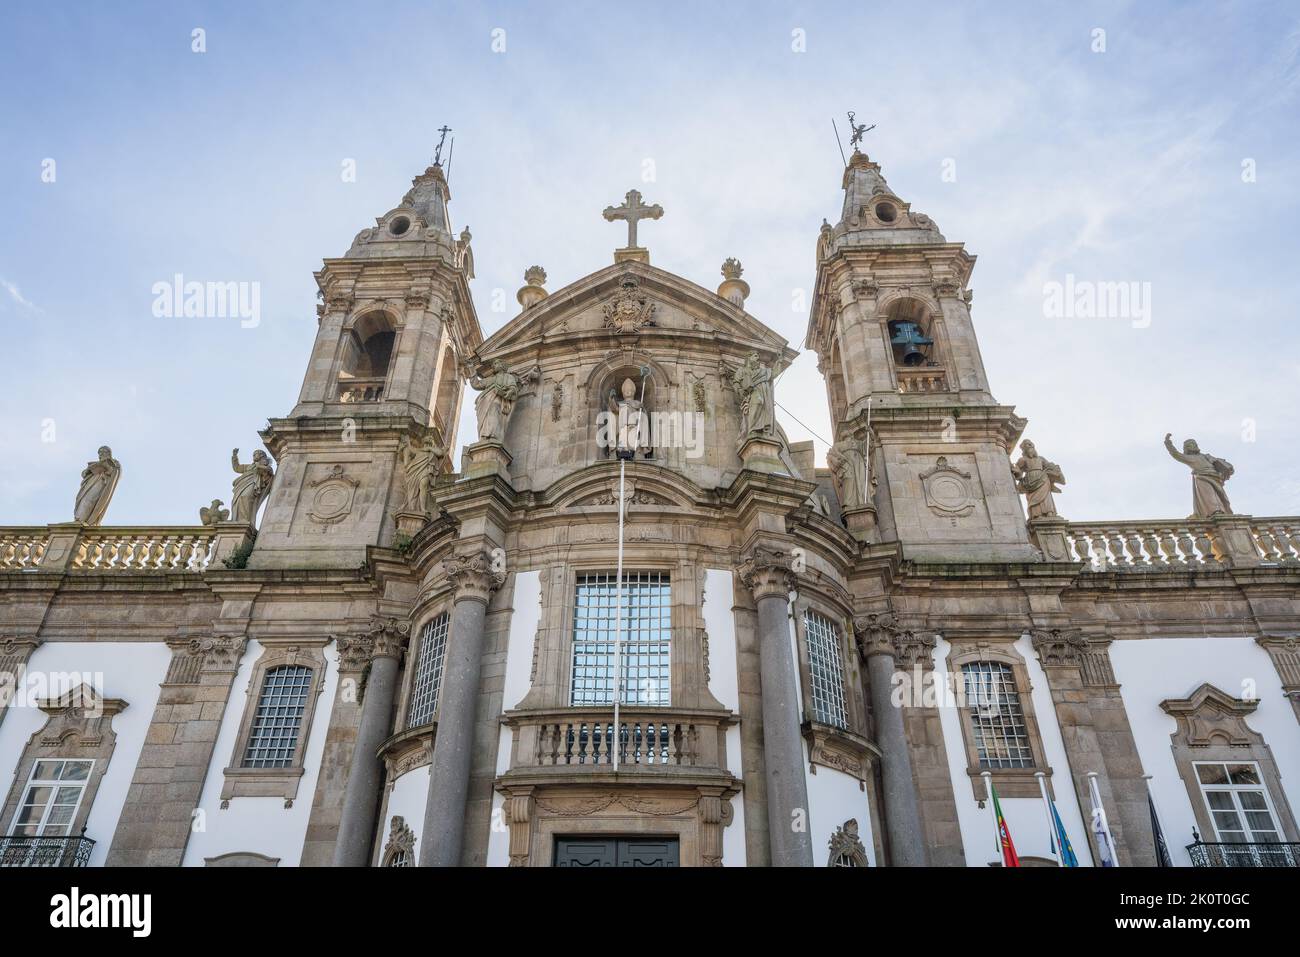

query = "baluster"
[
  {"left": 1194, "top": 529, "right": 1220, "bottom": 566},
  {"left": 1254, "top": 526, "right": 1281, "bottom": 563},
  {"left": 1141, "top": 529, "right": 1166, "bottom": 568},
  {"left": 1069, "top": 530, "right": 1092, "bottom": 565},
  {"left": 1281, "top": 524, "right": 1300, "bottom": 565},
  {"left": 1157, "top": 528, "right": 1181, "bottom": 565},
  {"left": 148, "top": 540, "right": 167, "bottom": 569},
  {"left": 1126, "top": 532, "right": 1147, "bottom": 567},
  {"left": 565, "top": 722, "right": 577, "bottom": 764},
  {"left": 1105, "top": 531, "right": 1127, "bottom": 568}
]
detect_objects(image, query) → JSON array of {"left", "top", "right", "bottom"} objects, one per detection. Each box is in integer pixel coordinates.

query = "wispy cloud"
[{"left": 0, "top": 277, "right": 37, "bottom": 311}]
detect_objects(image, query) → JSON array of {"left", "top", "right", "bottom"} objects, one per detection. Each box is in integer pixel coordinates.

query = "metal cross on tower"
[{"left": 433, "top": 126, "right": 452, "bottom": 166}]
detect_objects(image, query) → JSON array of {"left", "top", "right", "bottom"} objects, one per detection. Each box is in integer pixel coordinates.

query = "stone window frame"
[
  {"left": 0, "top": 685, "right": 128, "bottom": 841},
  {"left": 946, "top": 640, "right": 1053, "bottom": 800},
  {"left": 221, "top": 640, "right": 328, "bottom": 806},
  {"left": 381, "top": 815, "right": 417, "bottom": 867},
  {"left": 1160, "top": 683, "right": 1300, "bottom": 844},
  {"left": 790, "top": 592, "right": 867, "bottom": 737},
  {"left": 556, "top": 559, "right": 681, "bottom": 710},
  {"left": 401, "top": 607, "right": 452, "bottom": 730}
]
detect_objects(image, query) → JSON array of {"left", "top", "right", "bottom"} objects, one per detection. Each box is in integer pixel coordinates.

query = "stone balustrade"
[
  {"left": 0, "top": 526, "right": 223, "bottom": 572},
  {"left": 503, "top": 707, "right": 732, "bottom": 772},
  {"left": 896, "top": 367, "right": 949, "bottom": 394},
  {"left": 1065, "top": 517, "right": 1300, "bottom": 571},
  {"left": 337, "top": 377, "right": 386, "bottom": 402},
  {"left": 0, "top": 529, "right": 49, "bottom": 569},
  {"left": 72, "top": 528, "right": 218, "bottom": 571}
]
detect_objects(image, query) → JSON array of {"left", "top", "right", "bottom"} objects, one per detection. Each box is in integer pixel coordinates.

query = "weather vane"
[
  {"left": 433, "top": 125, "right": 452, "bottom": 166},
  {"left": 846, "top": 111, "right": 874, "bottom": 152}
]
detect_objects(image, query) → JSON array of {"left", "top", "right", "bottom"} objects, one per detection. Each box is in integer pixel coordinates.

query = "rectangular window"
[
  {"left": 962, "top": 662, "right": 1032, "bottom": 768},
  {"left": 407, "top": 612, "right": 451, "bottom": 727},
  {"left": 241, "top": 665, "right": 312, "bottom": 768},
  {"left": 10, "top": 760, "right": 93, "bottom": 837},
  {"left": 804, "top": 610, "right": 848, "bottom": 729},
  {"left": 1195, "top": 762, "right": 1282, "bottom": 844},
  {"left": 570, "top": 572, "right": 670, "bottom": 706}
]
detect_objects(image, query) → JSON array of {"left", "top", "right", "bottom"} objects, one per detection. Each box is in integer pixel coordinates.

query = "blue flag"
[{"left": 1049, "top": 801, "right": 1079, "bottom": 867}]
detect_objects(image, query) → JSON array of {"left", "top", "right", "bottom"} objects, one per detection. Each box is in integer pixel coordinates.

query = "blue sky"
[{"left": 2, "top": 1, "right": 1298, "bottom": 525}]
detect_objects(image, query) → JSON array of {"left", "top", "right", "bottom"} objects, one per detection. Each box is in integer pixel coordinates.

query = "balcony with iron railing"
[
  {"left": 0, "top": 830, "right": 96, "bottom": 867},
  {"left": 1186, "top": 840, "right": 1300, "bottom": 867}
]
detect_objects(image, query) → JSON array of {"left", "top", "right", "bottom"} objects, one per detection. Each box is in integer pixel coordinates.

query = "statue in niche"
[
  {"left": 1165, "top": 433, "right": 1234, "bottom": 518},
  {"left": 1011, "top": 440, "right": 1066, "bottom": 520},
  {"left": 73, "top": 445, "right": 121, "bottom": 525},
  {"left": 230, "top": 448, "right": 275, "bottom": 525},
  {"left": 470, "top": 359, "right": 540, "bottom": 443},
  {"left": 828, "top": 430, "right": 874, "bottom": 510},
  {"left": 607, "top": 374, "right": 652, "bottom": 458},
  {"left": 724, "top": 352, "right": 776, "bottom": 436},
  {"left": 397, "top": 433, "right": 446, "bottom": 514}
]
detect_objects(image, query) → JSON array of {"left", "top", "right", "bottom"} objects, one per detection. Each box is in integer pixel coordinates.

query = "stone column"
[
  {"left": 855, "top": 616, "right": 928, "bottom": 866},
  {"left": 1256, "top": 636, "right": 1300, "bottom": 725},
  {"left": 332, "top": 617, "right": 409, "bottom": 867},
  {"left": 739, "top": 546, "right": 813, "bottom": 867},
  {"left": 419, "top": 551, "right": 502, "bottom": 867}
]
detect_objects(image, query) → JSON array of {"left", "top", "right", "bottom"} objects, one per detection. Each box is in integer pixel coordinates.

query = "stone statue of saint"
[
  {"left": 1011, "top": 440, "right": 1065, "bottom": 520},
  {"left": 1165, "top": 433, "right": 1234, "bottom": 518},
  {"left": 607, "top": 376, "right": 651, "bottom": 458},
  {"left": 827, "top": 430, "right": 873, "bottom": 510},
  {"left": 230, "top": 448, "right": 275, "bottom": 525},
  {"left": 73, "top": 446, "right": 121, "bottom": 525},
  {"left": 397, "top": 433, "right": 447, "bottom": 514},
  {"left": 727, "top": 352, "right": 776, "bottom": 436},
  {"left": 470, "top": 360, "right": 539, "bottom": 442}
]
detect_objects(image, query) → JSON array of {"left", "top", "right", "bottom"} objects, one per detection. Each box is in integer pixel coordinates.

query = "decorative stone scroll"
[{"left": 828, "top": 819, "right": 870, "bottom": 867}]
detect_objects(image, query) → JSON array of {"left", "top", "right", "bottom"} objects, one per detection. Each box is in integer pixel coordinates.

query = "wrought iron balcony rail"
[
  {"left": 0, "top": 832, "right": 96, "bottom": 867},
  {"left": 1186, "top": 840, "right": 1300, "bottom": 867}
]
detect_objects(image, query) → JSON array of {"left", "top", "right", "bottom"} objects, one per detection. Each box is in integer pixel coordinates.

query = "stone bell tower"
[
  {"left": 806, "top": 150, "right": 1036, "bottom": 562},
  {"left": 248, "top": 158, "right": 483, "bottom": 568}
]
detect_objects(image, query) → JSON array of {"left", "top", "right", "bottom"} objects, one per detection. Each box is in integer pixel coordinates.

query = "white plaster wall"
[
  {"left": 1110, "top": 636, "right": 1300, "bottom": 866},
  {"left": 181, "top": 639, "right": 339, "bottom": 867},
  {"left": 0, "top": 641, "right": 171, "bottom": 867},
  {"left": 804, "top": 754, "right": 878, "bottom": 866},
  {"left": 704, "top": 569, "right": 738, "bottom": 713},
  {"left": 705, "top": 569, "right": 749, "bottom": 865},
  {"left": 933, "top": 635, "right": 1094, "bottom": 867},
  {"left": 486, "top": 569, "right": 540, "bottom": 867},
  {"left": 380, "top": 767, "right": 429, "bottom": 864}
]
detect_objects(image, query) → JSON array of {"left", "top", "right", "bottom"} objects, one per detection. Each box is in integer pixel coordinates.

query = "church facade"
[{"left": 2, "top": 150, "right": 1299, "bottom": 868}]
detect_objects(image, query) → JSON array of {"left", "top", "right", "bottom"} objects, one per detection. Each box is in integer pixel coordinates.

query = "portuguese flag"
[{"left": 991, "top": 784, "right": 1020, "bottom": 868}]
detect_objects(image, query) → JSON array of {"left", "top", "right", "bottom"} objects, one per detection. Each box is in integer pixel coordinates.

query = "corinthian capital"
[
  {"left": 1029, "top": 628, "right": 1087, "bottom": 668},
  {"left": 737, "top": 543, "right": 796, "bottom": 602},
  {"left": 188, "top": 635, "right": 247, "bottom": 674},
  {"left": 442, "top": 551, "right": 506, "bottom": 604},
  {"left": 853, "top": 613, "right": 898, "bottom": 659}
]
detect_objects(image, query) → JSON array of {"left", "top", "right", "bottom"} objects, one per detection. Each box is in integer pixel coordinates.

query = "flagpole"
[
  {"left": 1087, "top": 771, "right": 1119, "bottom": 866},
  {"left": 1035, "top": 771, "right": 1062, "bottom": 867},
  {"left": 1143, "top": 773, "right": 1171, "bottom": 866},
  {"left": 981, "top": 771, "right": 1001, "bottom": 866},
  {"left": 612, "top": 456, "right": 625, "bottom": 773}
]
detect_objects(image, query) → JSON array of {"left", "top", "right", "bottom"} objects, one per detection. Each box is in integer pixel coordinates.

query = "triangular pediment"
[{"left": 472, "top": 260, "right": 796, "bottom": 371}]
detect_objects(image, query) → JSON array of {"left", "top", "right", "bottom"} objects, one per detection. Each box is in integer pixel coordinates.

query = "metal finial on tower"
[
  {"left": 433, "top": 125, "right": 452, "bottom": 166},
  {"left": 846, "top": 111, "right": 875, "bottom": 153}
]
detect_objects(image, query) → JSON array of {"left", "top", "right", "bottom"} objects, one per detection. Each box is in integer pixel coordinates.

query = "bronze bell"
[{"left": 889, "top": 320, "right": 933, "bottom": 366}]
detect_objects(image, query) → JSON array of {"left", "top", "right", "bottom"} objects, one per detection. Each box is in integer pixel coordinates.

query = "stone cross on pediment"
[{"left": 602, "top": 189, "right": 663, "bottom": 250}]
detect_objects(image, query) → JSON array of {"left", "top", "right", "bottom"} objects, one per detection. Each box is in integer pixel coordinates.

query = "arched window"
[{"left": 337, "top": 312, "right": 396, "bottom": 401}]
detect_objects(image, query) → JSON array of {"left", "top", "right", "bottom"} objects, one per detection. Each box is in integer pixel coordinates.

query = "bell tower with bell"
[{"left": 806, "top": 137, "right": 1036, "bottom": 561}]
